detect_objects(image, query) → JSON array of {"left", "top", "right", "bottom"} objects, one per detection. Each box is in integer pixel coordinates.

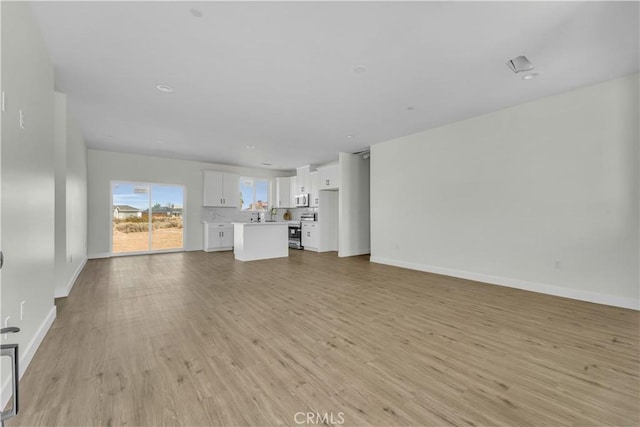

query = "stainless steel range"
[{"left": 288, "top": 221, "right": 302, "bottom": 249}]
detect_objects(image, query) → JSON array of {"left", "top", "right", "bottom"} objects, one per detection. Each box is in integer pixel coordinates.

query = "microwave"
[{"left": 294, "top": 193, "right": 309, "bottom": 207}]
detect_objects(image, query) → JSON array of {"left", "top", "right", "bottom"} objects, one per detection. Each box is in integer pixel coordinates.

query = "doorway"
[{"left": 111, "top": 182, "right": 185, "bottom": 254}]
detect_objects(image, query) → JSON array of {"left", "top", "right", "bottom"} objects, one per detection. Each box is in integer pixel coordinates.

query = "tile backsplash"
[{"left": 201, "top": 207, "right": 317, "bottom": 223}]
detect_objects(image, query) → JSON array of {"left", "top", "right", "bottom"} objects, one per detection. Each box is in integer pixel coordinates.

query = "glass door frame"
[{"left": 109, "top": 180, "right": 187, "bottom": 256}]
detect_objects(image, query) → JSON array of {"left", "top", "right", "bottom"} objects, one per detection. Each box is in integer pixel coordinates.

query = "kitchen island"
[{"left": 232, "top": 222, "right": 289, "bottom": 261}]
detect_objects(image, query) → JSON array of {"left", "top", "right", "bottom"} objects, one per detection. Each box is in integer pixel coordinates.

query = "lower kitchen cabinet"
[
  {"left": 301, "top": 222, "right": 319, "bottom": 251},
  {"left": 204, "top": 222, "right": 234, "bottom": 252}
]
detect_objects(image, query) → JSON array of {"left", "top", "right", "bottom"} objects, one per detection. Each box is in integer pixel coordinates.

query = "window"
[{"left": 240, "top": 177, "right": 269, "bottom": 211}]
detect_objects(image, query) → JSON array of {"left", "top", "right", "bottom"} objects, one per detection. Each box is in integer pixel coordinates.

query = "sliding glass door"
[
  {"left": 150, "top": 184, "right": 184, "bottom": 251},
  {"left": 112, "top": 183, "right": 150, "bottom": 253},
  {"left": 112, "top": 182, "right": 184, "bottom": 254}
]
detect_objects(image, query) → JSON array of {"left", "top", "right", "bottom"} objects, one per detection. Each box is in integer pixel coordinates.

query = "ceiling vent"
[{"left": 507, "top": 56, "right": 534, "bottom": 73}]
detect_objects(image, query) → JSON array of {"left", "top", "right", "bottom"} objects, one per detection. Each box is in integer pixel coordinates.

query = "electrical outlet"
[
  {"left": 19, "top": 109, "right": 25, "bottom": 129},
  {"left": 1, "top": 91, "right": 5, "bottom": 112},
  {"left": 21, "top": 301, "right": 25, "bottom": 320}
]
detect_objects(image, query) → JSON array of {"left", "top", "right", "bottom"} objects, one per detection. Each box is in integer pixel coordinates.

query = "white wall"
[
  {"left": 339, "top": 152, "right": 370, "bottom": 257},
  {"left": 54, "top": 92, "right": 88, "bottom": 298},
  {"left": 371, "top": 73, "right": 639, "bottom": 310},
  {"left": 1, "top": 1, "right": 57, "bottom": 407},
  {"left": 87, "top": 150, "right": 288, "bottom": 257},
  {"left": 54, "top": 93, "right": 67, "bottom": 295},
  {"left": 66, "top": 99, "right": 88, "bottom": 290},
  {"left": 318, "top": 190, "right": 338, "bottom": 252}
]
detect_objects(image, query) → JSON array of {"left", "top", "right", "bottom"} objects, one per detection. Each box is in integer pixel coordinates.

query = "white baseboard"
[
  {"left": 338, "top": 248, "right": 371, "bottom": 258},
  {"left": 317, "top": 248, "right": 338, "bottom": 253},
  {"left": 204, "top": 247, "right": 233, "bottom": 252},
  {"left": 96, "top": 249, "right": 189, "bottom": 259},
  {"left": 54, "top": 256, "right": 87, "bottom": 298},
  {"left": 1, "top": 305, "right": 57, "bottom": 409},
  {"left": 88, "top": 252, "right": 110, "bottom": 259},
  {"left": 20, "top": 306, "right": 57, "bottom": 377},
  {"left": 370, "top": 256, "right": 640, "bottom": 311}
]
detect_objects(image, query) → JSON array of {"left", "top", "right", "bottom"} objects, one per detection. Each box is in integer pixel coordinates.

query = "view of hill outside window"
[
  {"left": 112, "top": 182, "right": 184, "bottom": 253},
  {"left": 240, "top": 177, "right": 269, "bottom": 210}
]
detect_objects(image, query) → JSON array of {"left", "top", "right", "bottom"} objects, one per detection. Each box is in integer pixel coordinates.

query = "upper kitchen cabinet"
[
  {"left": 275, "top": 176, "right": 292, "bottom": 208},
  {"left": 309, "top": 171, "right": 319, "bottom": 207},
  {"left": 289, "top": 176, "right": 298, "bottom": 207},
  {"left": 295, "top": 165, "right": 316, "bottom": 194},
  {"left": 222, "top": 174, "right": 241, "bottom": 207},
  {"left": 317, "top": 163, "right": 340, "bottom": 190},
  {"left": 203, "top": 170, "right": 240, "bottom": 207}
]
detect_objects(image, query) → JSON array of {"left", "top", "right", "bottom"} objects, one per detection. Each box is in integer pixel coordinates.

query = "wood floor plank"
[{"left": 8, "top": 250, "right": 639, "bottom": 426}]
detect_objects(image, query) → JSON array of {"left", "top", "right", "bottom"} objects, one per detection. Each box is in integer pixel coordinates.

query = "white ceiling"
[{"left": 30, "top": 1, "right": 639, "bottom": 170}]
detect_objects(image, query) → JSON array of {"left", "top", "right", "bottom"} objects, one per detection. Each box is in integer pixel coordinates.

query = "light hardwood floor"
[{"left": 9, "top": 250, "right": 639, "bottom": 426}]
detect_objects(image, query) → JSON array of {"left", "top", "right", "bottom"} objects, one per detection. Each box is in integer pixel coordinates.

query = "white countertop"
[{"left": 232, "top": 221, "right": 288, "bottom": 226}]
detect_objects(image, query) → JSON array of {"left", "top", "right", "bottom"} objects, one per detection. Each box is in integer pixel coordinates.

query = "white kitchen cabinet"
[
  {"left": 302, "top": 222, "right": 319, "bottom": 251},
  {"left": 233, "top": 222, "right": 289, "bottom": 261},
  {"left": 220, "top": 228, "right": 234, "bottom": 249},
  {"left": 302, "top": 222, "right": 310, "bottom": 247},
  {"left": 275, "top": 177, "right": 293, "bottom": 208},
  {"left": 203, "top": 171, "right": 224, "bottom": 206},
  {"left": 203, "top": 171, "right": 240, "bottom": 207},
  {"left": 222, "top": 174, "right": 240, "bottom": 207},
  {"left": 297, "top": 165, "right": 317, "bottom": 194},
  {"left": 204, "top": 222, "right": 234, "bottom": 251},
  {"left": 296, "top": 166, "right": 307, "bottom": 194},
  {"left": 317, "top": 163, "right": 340, "bottom": 190},
  {"left": 309, "top": 171, "right": 319, "bottom": 207},
  {"left": 289, "top": 176, "right": 298, "bottom": 207}
]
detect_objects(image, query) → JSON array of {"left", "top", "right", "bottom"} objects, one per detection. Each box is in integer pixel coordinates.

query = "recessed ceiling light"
[
  {"left": 407, "top": 106, "right": 415, "bottom": 111},
  {"left": 156, "top": 84, "right": 173, "bottom": 93},
  {"left": 190, "top": 8, "right": 203, "bottom": 18},
  {"left": 261, "top": 163, "right": 272, "bottom": 166},
  {"left": 522, "top": 73, "right": 539, "bottom": 80},
  {"left": 353, "top": 65, "right": 367, "bottom": 74},
  {"left": 246, "top": 145, "right": 256, "bottom": 150},
  {"left": 346, "top": 135, "right": 354, "bottom": 139}
]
